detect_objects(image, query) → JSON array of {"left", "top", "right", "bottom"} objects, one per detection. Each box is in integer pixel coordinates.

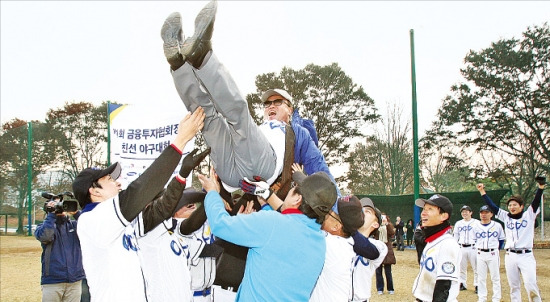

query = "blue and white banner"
[{"left": 109, "top": 103, "right": 193, "bottom": 189}]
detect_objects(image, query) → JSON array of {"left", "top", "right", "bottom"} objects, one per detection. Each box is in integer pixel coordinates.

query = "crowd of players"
[{"left": 35, "top": 1, "right": 545, "bottom": 301}]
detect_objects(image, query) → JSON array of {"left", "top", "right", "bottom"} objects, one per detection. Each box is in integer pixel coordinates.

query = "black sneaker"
[
  {"left": 161, "top": 12, "right": 185, "bottom": 70},
  {"left": 460, "top": 283, "right": 467, "bottom": 291}
]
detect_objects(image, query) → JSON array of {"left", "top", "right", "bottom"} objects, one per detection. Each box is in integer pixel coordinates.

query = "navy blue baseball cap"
[{"left": 479, "top": 205, "right": 492, "bottom": 212}]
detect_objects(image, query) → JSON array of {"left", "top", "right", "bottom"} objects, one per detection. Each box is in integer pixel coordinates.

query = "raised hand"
[
  {"left": 237, "top": 200, "right": 256, "bottom": 215},
  {"left": 476, "top": 183, "right": 486, "bottom": 195},
  {"left": 198, "top": 166, "right": 220, "bottom": 193},
  {"left": 239, "top": 177, "right": 272, "bottom": 200},
  {"left": 179, "top": 147, "right": 211, "bottom": 178},
  {"left": 173, "top": 107, "right": 206, "bottom": 150}
]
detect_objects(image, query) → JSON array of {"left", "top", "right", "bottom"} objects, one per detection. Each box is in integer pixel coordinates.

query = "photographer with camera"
[
  {"left": 476, "top": 175, "right": 546, "bottom": 302},
  {"left": 35, "top": 192, "right": 85, "bottom": 302}
]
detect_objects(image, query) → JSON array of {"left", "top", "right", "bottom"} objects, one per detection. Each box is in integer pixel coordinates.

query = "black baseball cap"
[
  {"left": 172, "top": 188, "right": 206, "bottom": 216},
  {"left": 336, "top": 196, "right": 365, "bottom": 234},
  {"left": 72, "top": 162, "right": 121, "bottom": 208},
  {"left": 415, "top": 194, "right": 453, "bottom": 216}
]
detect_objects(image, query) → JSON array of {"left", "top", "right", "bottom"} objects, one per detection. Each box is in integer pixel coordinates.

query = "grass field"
[{"left": 1, "top": 234, "right": 549, "bottom": 301}]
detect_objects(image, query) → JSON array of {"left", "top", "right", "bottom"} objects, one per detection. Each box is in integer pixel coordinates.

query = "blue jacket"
[
  {"left": 35, "top": 212, "right": 85, "bottom": 285},
  {"left": 291, "top": 111, "right": 340, "bottom": 197},
  {"left": 292, "top": 123, "right": 340, "bottom": 192},
  {"left": 205, "top": 191, "right": 326, "bottom": 301}
]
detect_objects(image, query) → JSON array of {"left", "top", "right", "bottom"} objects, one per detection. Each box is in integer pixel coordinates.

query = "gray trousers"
[
  {"left": 41, "top": 280, "right": 82, "bottom": 302},
  {"left": 171, "top": 53, "right": 276, "bottom": 189}
]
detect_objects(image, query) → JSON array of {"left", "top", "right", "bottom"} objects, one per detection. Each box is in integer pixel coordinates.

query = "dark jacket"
[
  {"left": 406, "top": 219, "right": 414, "bottom": 238},
  {"left": 395, "top": 220, "right": 404, "bottom": 236},
  {"left": 35, "top": 212, "right": 85, "bottom": 285}
]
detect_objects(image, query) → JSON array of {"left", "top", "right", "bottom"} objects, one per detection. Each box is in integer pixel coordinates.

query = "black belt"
[
  {"left": 460, "top": 244, "right": 473, "bottom": 247},
  {"left": 478, "top": 248, "right": 495, "bottom": 252},
  {"left": 193, "top": 287, "right": 211, "bottom": 297},
  {"left": 220, "top": 285, "right": 238, "bottom": 293},
  {"left": 506, "top": 249, "right": 531, "bottom": 254}
]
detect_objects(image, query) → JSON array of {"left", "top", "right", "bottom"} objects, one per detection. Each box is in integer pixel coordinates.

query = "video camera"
[{"left": 41, "top": 192, "right": 79, "bottom": 214}]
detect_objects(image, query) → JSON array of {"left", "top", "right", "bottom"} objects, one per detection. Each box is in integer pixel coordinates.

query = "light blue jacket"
[{"left": 205, "top": 191, "right": 326, "bottom": 301}]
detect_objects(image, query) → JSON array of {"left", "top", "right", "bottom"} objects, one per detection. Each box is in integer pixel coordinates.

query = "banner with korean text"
[{"left": 108, "top": 103, "right": 193, "bottom": 189}]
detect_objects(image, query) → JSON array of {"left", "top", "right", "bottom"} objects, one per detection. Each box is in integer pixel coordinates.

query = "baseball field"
[{"left": 1, "top": 234, "right": 549, "bottom": 301}]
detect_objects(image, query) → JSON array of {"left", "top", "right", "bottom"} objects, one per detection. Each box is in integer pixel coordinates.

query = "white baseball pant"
[
  {"left": 505, "top": 251, "right": 541, "bottom": 302},
  {"left": 460, "top": 245, "right": 478, "bottom": 287},
  {"left": 476, "top": 249, "right": 501, "bottom": 302}
]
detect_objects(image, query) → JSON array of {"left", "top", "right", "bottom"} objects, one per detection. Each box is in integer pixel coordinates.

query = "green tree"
[
  {"left": 478, "top": 148, "right": 542, "bottom": 199},
  {"left": 0, "top": 119, "right": 57, "bottom": 234},
  {"left": 346, "top": 104, "right": 413, "bottom": 195},
  {"left": 423, "top": 23, "right": 550, "bottom": 193},
  {"left": 246, "top": 63, "right": 379, "bottom": 166},
  {"left": 46, "top": 101, "right": 110, "bottom": 181}
]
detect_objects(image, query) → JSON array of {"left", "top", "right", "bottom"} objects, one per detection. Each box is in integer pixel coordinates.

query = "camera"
[
  {"left": 41, "top": 192, "right": 79, "bottom": 214},
  {"left": 535, "top": 176, "right": 546, "bottom": 185}
]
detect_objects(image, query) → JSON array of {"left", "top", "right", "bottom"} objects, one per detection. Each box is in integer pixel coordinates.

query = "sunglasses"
[{"left": 263, "top": 99, "right": 289, "bottom": 108}]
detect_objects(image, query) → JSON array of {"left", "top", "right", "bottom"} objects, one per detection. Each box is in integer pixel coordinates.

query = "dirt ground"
[{"left": 1, "top": 235, "right": 549, "bottom": 301}]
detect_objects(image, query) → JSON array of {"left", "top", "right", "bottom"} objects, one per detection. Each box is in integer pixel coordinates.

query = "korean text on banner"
[{"left": 109, "top": 104, "right": 194, "bottom": 189}]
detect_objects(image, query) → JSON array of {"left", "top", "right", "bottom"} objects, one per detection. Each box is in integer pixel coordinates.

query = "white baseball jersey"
[
  {"left": 453, "top": 218, "right": 479, "bottom": 245},
  {"left": 497, "top": 206, "right": 542, "bottom": 301},
  {"left": 137, "top": 218, "right": 193, "bottom": 302},
  {"left": 176, "top": 219, "right": 216, "bottom": 294},
  {"left": 77, "top": 196, "right": 148, "bottom": 302},
  {"left": 473, "top": 221, "right": 505, "bottom": 250},
  {"left": 454, "top": 218, "right": 479, "bottom": 286},
  {"left": 309, "top": 232, "right": 355, "bottom": 302},
  {"left": 497, "top": 206, "right": 539, "bottom": 250},
  {"left": 349, "top": 239, "right": 387, "bottom": 302},
  {"left": 259, "top": 120, "right": 286, "bottom": 184},
  {"left": 412, "top": 232, "right": 461, "bottom": 302}
]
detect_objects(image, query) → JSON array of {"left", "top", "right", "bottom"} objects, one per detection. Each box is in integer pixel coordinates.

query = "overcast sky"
[{"left": 1, "top": 1, "right": 549, "bottom": 136}]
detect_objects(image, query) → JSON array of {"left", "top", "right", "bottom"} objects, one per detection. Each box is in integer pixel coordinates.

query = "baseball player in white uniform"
[
  {"left": 174, "top": 199, "right": 219, "bottom": 302},
  {"left": 349, "top": 197, "right": 386, "bottom": 302},
  {"left": 73, "top": 110, "right": 205, "bottom": 302},
  {"left": 413, "top": 195, "right": 461, "bottom": 302},
  {"left": 477, "top": 181, "right": 544, "bottom": 302},
  {"left": 137, "top": 189, "right": 210, "bottom": 302},
  {"left": 309, "top": 197, "right": 365, "bottom": 302},
  {"left": 453, "top": 205, "right": 479, "bottom": 292},
  {"left": 472, "top": 205, "right": 505, "bottom": 302}
]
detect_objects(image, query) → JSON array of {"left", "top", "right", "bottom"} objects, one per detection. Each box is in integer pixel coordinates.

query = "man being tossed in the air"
[{"left": 161, "top": 0, "right": 337, "bottom": 198}]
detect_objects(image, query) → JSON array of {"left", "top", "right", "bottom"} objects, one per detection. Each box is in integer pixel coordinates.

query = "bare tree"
[{"left": 346, "top": 103, "right": 413, "bottom": 195}]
